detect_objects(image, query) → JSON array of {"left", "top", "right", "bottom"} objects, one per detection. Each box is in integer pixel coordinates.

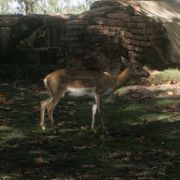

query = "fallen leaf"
[
  {"left": 165, "top": 104, "right": 177, "bottom": 109},
  {"left": 73, "top": 145, "right": 87, "bottom": 150},
  {"left": 166, "top": 91, "right": 174, "bottom": 96},
  {"left": 82, "top": 164, "right": 95, "bottom": 168},
  {"left": 68, "top": 110, "right": 76, "bottom": 116},
  {"left": 0, "top": 96, "right": 14, "bottom": 105},
  {"left": 0, "top": 106, "right": 11, "bottom": 111},
  {"left": 67, "top": 101, "right": 76, "bottom": 105},
  {"left": 0, "top": 97, "right": 6, "bottom": 102},
  {"left": 171, "top": 80, "right": 177, "bottom": 84},
  {"left": 35, "top": 157, "right": 45, "bottom": 165},
  {"left": 80, "top": 125, "right": 90, "bottom": 130}
]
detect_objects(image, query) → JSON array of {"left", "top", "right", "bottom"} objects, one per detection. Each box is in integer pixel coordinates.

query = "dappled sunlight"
[
  {"left": 164, "top": 23, "right": 180, "bottom": 62},
  {"left": 124, "top": 103, "right": 144, "bottom": 111},
  {"left": 0, "top": 83, "right": 180, "bottom": 178},
  {"left": 140, "top": 1, "right": 180, "bottom": 22},
  {"left": 139, "top": 1, "right": 180, "bottom": 63},
  {"left": 0, "top": 126, "right": 26, "bottom": 145},
  {"left": 0, "top": 0, "right": 180, "bottom": 178}
]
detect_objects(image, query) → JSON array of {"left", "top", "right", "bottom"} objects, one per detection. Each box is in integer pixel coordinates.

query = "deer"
[{"left": 40, "top": 56, "right": 150, "bottom": 133}]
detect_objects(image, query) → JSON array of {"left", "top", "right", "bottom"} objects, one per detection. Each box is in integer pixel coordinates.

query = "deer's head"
[{"left": 121, "top": 56, "right": 150, "bottom": 78}]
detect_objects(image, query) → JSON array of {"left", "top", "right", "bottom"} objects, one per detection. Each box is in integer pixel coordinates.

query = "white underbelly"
[{"left": 66, "top": 87, "right": 96, "bottom": 97}]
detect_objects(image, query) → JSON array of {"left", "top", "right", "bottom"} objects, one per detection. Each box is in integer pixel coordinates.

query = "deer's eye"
[{"left": 135, "top": 67, "right": 140, "bottom": 70}]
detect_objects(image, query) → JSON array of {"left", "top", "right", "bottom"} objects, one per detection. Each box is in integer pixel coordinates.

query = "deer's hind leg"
[
  {"left": 46, "top": 90, "right": 65, "bottom": 132},
  {"left": 40, "top": 97, "right": 53, "bottom": 130}
]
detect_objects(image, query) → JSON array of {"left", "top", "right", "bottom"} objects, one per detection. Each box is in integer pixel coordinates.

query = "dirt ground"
[{"left": 0, "top": 82, "right": 180, "bottom": 179}]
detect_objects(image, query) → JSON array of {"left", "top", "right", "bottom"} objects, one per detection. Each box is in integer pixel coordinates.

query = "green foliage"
[
  {"left": 0, "top": 0, "right": 97, "bottom": 14},
  {"left": 0, "top": 0, "right": 9, "bottom": 14},
  {"left": 151, "top": 69, "right": 180, "bottom": 84}
]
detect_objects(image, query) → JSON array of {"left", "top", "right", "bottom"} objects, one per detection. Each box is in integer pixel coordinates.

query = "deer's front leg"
[
  {"left": 95, "top": 94, "right": 106, "bottom": 132},
  {"left": 91, "top": 104, "right": 97, "bottom": 129}
]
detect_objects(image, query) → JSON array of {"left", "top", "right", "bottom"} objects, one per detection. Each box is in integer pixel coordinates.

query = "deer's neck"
[{"left": 115, "top": 67, "right": 133, "bottom": 89}]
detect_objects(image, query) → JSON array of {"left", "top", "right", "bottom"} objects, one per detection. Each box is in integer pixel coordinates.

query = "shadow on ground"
[{"left": 0, "top": 84, "right": 180, "bottom": 179}]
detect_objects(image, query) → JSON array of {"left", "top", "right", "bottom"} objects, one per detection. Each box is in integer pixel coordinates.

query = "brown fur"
[{"left": 40, "top": 64, "right": 150, "bottom": 132}]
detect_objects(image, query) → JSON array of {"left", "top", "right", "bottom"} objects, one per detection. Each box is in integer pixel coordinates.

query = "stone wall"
[
  {"left": 0, "top": 15, "right": 20, "bottom": 53},
  {"left": 0, "top": 0, "right": 179, "bottom": 80},
  {"left": 0, "top": 14, "right": 69, "bottom": 80},
  {"left": 0, "top": 14, "right": 68, "bottom": 54},
  {"left": 59, "top": 0, "right": 170, "bottom": 71}
]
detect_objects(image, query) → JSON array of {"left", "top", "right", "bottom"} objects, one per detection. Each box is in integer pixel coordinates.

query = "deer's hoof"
[
  {"left": 104, "top": 129, "right": 109, "bottom": 136},
  {"left": 40, "top": 125, "right": 46, "bottom": 130},
  {"left": 91, "top": 128, "right": 97, "bottom": 133},
  {"left": 53, "top": 128, "right": 57, "bottom": 134}
]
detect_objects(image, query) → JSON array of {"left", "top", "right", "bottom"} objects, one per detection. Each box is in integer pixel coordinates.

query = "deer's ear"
[{"left": 121, "top": 56, "right": 129, "bottom": 66}]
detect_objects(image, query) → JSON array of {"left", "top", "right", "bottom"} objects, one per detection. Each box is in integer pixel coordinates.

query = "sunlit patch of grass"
[
  {"left": 0, "top": 174, "right": 22, "bottom": 179},
  {"left": 140, "top": 97, "right": 175, "bottom": 109},
  {"left": 150, "top": 69, "right": 180, "bottom": 84},
  {"left": 0, "top": 126, "right": 25, "bottom": 144},
  {"left": 114, "top": 87, "right": 128, "bottom": 96},
  {"left": 139, "top": 113, "right": 173, "bottom": 124},
  {"left": 154, "top": 98, "right": 174, "bottom": 107},
  {"left": 124, "top": 103, "right": 144, "bottom": 111}
]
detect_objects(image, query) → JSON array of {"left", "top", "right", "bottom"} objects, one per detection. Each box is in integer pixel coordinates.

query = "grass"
[
  {"left": 0, "top": 84, "right": 180, "bottom": 179},
  {"left": 150, "top": 68, "right": 180, "bottom": 84}
]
